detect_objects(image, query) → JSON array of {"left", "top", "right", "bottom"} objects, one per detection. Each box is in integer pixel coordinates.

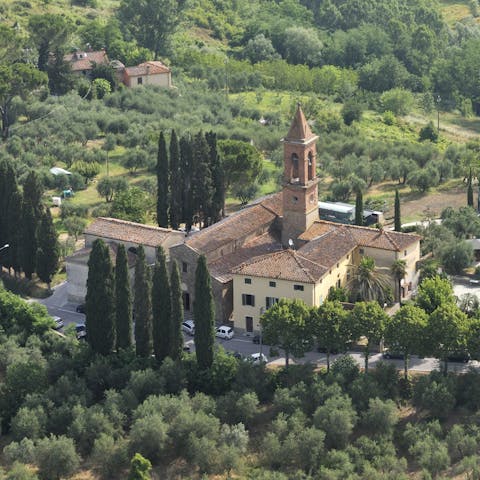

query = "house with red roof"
[{"left": 122, "top": 61, "right": 172, "bottom": 88}]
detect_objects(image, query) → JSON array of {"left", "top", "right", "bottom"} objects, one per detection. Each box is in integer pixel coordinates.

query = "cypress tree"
[
  {"left": 23, "top": 170, "right": 44, "bottom": 219},
  {"left": 151, "top": 246, "right": 171, "bottom": 362},
  {"left": 394, "top": 189, "right": 401, "bottom": 232},
  {"left": 192, "top": 132, "right": 213, "bottom": 228},
  {"left": 468, "top": 175, "right": 474, "bottom": 207},
  {"left": 85, "top": 239, "right": 116, "bottom": 355},
  {"left": 206, "top": 131, "right": 225, "bottom": 224},
  {"left": 355, "top": 189, "right": 363, "bottom": 226},
  {"left": 180, "top": 135, "right": 194, "bottom": 231},
  {"left": 0, "top": 160, "right": 17, "bottom": 269},
  {"left": 21, "top": 204, "right": 37, "bottom": 279},
  {"left": 194, "top": 255, "right": 215, "bottom": 370},
  {"left": 169, "top": 129, "right": 182, "bottom": 230},
  {"left": 169, "top": 260, "right": 184, "bottom": 360},
  {"left": 7, "top": 189, "right": 23, "bottom": 275},
  {"left": 115, "top": 244, "right": 132, "bottom": 350},
  {"left": 36, "top": 208, "right": 59, "bottom": 290},
  {"left": 156, "top": 131, "right": 169, "bottom": 227},
  {"left": 134, "top": 245, "right": 152, "bottom": 357}
]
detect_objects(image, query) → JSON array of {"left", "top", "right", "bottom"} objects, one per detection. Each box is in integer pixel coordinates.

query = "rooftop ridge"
[{"left": 89, "top": 217, "right": 175, "bottom": 233}]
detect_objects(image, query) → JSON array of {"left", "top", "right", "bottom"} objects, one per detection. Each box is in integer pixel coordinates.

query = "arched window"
[
  {"left": 291, "top": 153, "right": 299, "bottom": 180},
  {"left": 308, "top": 151, "right": 314, "bottom": 180}
]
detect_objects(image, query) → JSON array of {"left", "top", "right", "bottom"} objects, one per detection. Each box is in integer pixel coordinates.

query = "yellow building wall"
[{"left": 231, "top": 251, "right": 354, "bottom": 332}]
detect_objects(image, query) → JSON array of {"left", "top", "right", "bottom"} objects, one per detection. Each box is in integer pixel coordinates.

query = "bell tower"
[{"left": 282, "top": 105, "right": 319, "bottom": 247}]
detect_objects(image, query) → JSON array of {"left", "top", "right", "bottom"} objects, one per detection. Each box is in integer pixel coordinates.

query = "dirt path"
[{"left": 405, "top": 113, "right": 479, "bottom": 141}]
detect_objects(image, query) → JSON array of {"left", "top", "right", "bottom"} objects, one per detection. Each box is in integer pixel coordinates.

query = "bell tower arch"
[{"left": 282, "top": 105, "right": 319, "bottom": 247}]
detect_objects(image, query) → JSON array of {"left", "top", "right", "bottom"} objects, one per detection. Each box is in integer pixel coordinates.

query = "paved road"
[{"left": 38, "top": 282, "right": 478, "bottom": 374}]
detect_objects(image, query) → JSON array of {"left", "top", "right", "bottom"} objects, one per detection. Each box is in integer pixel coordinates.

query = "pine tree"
[
  {"left": 156, "top": 131, "right": 169, "bottom": 227},
  {"left": 169, "top": 260, "right": 184, "bottom": 360},
  {"left": 151, "top": 246, "right": 171, "bottom": 362},
  {"left": 467, "top": 174, "right": 474, "bottom": 207},
  {"left": 394, "top": 189, "right": 401, "bottom": 232},
  {"left": 355, "top": 189, "right": 363, "bottom": 226},
  {"left": 85, "top": 239, "right": 116, "bottom": 355},
  {"left": 36, "top": 208, "right": 59, "bottom": 290},
  {"left": 194, "top": 255, "right": 215, "bottom": 370},
  {"left": 115, "top": 244, "right": 132, "bottom": 350},
  {"left": 180, "top": 135, "right": 194, "bottom": 231},
  {"left": 206, "top": 131, "right": 225, "bottom": 224},
  {"left": 169, "top": 129, "right": 182, "bottom": 229},
  {"left": 192, "top": 132, "right": 213, "bottom": 228},
  {"left": 21, "top": 204, "right": 37, "bottom": 280},
  {"left": 134, "top": 245, "right": 153, "bottom": 357}
]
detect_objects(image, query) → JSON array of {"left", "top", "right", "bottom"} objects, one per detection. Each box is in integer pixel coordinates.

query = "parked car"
[
  {"left": 252, "top": 334, "right": 261, "bottom": 344},
  {"left": 382, "top": 348, "right": 405, "bottom": 360},
  {"left": 246, "top": 352, "right": 268, "bottom": 364},
  {"left": 216, "top": 325, "right": 234, "bottom": 339},
  {"left": 75, "top": 324, "right": 86, "bottom": 340},
  {"left": 51, "top": 316, "right": 64, "bottom": 330},
  {"left": 183, "top": 343, "right": 191, "bottom": 352},
  {"left": 447, "top": 351, "right": 470, "bottom": 363},
  {"left": 76, "top": 304, "right": 86, "bottom": 313},
  {"left": 182, "top": 320, "right": 195, "bottom": 335}
]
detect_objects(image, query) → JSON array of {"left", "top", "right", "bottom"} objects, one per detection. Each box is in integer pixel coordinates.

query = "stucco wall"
[
  {"left": 66, "top": 261, "right": 88, "bottom": 303},
  {"left": 127, "top": 72, "right": 171, "bottom": 88}
]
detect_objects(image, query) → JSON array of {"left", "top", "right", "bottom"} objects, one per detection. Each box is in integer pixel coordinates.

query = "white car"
[
  {"left": 182, "top": 320, "right": 195, "bottom": 335},
  {"left": 51, "top": 316, "right": 64, "bottom": 330},
  {"left": 216, "top": 325, "right": 234, "bottom": 340},
  {"left": 247, "top": 353, "right": 268, "bottom": 364}
]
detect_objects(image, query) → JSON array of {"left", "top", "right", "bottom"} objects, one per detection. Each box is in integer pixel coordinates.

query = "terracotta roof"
[
  {"left": 209, "top": 231, "right": 282, "bottom": 283},
  {"left": 253, "top": 191, "right": 283, "bottom": 217},
  {"left": 84, "top": 217, "right": 184, "bottom": 248},
  {"left": 300, "top": 220, "right": 421, "bottom": 251},
  {"left": 66, "top": 242, "right": 137, "bottom": 267},
  {"left": 64, "top": 50, "right": 109, "bottom": 71},
  {"left": 284, "top": 105, "right": 318, "bottom": 143},
  {"left": 185, "top": 200, "right": 279, "bottom": 254},
  {"left": 125, "top": 61, "right": 171, "bottom": 77},
  {"left": 232, "top": 248, "right": 327, "bottom": 283},
  {"left": 298, "top": 225, "right": 357, "bottom": 268}
]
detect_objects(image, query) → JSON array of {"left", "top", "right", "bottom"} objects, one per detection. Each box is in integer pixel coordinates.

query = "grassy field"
[{"left": 439, "top": 0, "right": 478, "bottom": 25}]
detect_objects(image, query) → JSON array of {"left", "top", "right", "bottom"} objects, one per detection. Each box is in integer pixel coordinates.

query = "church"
[
  {"left": 68, "top": 106, "right": 421, "bottom": 333},
  {"left": 170, "top": 105, "right": 421, "bottom": 333}
]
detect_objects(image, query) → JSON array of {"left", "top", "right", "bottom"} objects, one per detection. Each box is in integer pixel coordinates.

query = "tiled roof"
[
  {"left": 209, "top": 231, "right": 282, "bottom": 283},
  {"left": 298, "top": 226, "right": 357, "bottom": 268},
  {"left": 125, "top": 61, "right": 171, "bottom": 77},
  {"left": 84, "top": 217, "right": 184, "bottom": 247},
  {"left": 300, "top": 220, "right": 421, "bottom": 251},
  {"left": 66, "top": 242, "right": 137, "bottom": 267},
  {"left": 284, "top": 105, "right": 318, "bottom": 143},
  {"left": 64, "top": 50, "right": 109, "bottom": 71},
  {"left": 232, "top": 248, "right": 327, "bottom": 283},
  {"left": 253, "top": 191, "right": 283, "bottom": 217},
  {"left": 185, "top": 200, "right": 279, "bottom": 254}
]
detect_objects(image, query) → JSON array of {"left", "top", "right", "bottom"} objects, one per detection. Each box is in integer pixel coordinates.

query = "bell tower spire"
[{"left": 281, "top": 104, "right": 319, "bottom": 247}]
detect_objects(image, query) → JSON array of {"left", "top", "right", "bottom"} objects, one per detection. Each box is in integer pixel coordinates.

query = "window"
[
  {"left": 336, "top": 279, "right": 341, "bottom": 288},
  {"left": 182, "top": 262, "right": 188, "bottom": 273},
  {"left": 244, "top": 278, "right": 252, "bottom": 284},
  {"left": 266, "top": 297, "right": 279, "bottom": 309},
  {"left": 359, "top": 248, "right": 364, "bottom": 255},
  {"left": 242, "top": 294, "right": 255, "bottom": 306},
  {"left": 294, "top": 284, "right": 304, "bottom": 291},
  {"left": 308, "top": 151, "right": 314, "bottom": 180},
  {"left": 347, "top": 270, "right": 351, "bottom": 280},
  {"left": 336, "top": 263, "right": 339, "bottom": 268},
  {"left": 292, "top": 196, "right": 298, "bottom": 204},
  {"left": 292, "top": 153, "right": 299, "bottom": 179},
  {"left": 137, "top": 77, "right": 143, "bottom": 85},
  {"left": 404, "top": 250, "right": 407, "bottom": 256},
  {"left": 269, "top": 281, "right": 276, "bottom": 287}
]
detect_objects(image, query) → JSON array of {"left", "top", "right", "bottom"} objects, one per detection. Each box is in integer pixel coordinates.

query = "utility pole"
[{"left": 436, "top": 95, "right": 441, "bottom": 132}]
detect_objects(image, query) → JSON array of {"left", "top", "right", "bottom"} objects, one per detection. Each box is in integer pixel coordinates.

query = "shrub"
[{"left": 34, "top": 435, "right": 80, "bottom": 480}]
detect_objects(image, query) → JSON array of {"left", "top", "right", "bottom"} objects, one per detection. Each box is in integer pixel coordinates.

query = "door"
[{"left": 245, "top": 316, "right": 253, "bottom": 333}]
